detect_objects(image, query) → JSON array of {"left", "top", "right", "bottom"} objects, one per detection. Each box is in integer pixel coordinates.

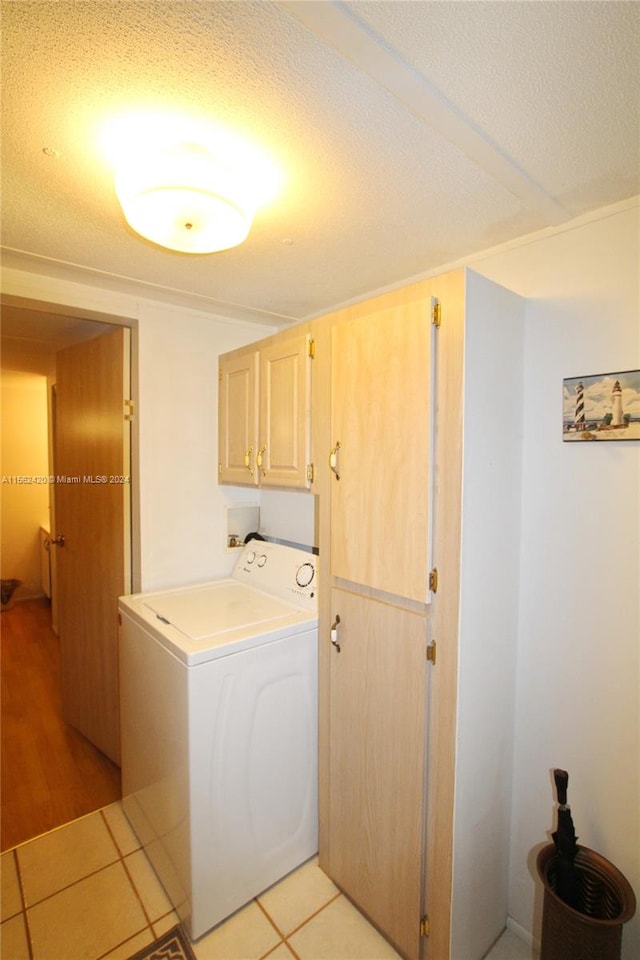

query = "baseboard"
[{"left": 507, "top": 915, "right": 541, "bottom": 952}]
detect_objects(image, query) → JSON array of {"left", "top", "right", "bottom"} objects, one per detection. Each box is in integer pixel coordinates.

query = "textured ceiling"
[{"left": 1, "top": 0, "right": 639, "bottom": 329}]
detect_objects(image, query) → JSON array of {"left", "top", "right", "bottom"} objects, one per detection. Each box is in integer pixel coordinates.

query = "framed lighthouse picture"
[{"left": 563, "top": 369, "right": 640, "bottom": 441}]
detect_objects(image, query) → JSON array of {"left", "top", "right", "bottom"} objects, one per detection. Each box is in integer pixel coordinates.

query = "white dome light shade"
[{"left": 114, "top": 142, "right": 256, "bottom": 254}]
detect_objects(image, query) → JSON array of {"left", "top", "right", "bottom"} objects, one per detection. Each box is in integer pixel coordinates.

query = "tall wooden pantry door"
[
  {"left": 325, "top": 287, "right": 436, "bottom": 960},
  {"left": 330, "top": 294, "right": 434, "bottom": 602}
]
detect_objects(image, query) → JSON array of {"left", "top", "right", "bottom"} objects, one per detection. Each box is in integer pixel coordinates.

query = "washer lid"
[{"left": 142, "top": 580, "right": 300, "bottom": 641}]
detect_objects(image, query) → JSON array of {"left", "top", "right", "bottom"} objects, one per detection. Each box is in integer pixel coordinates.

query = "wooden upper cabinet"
[
  {"left": 218, "top": 347, "right": 259, "bottom": 485},
  {"left": 330, "top": 292, "right": 435, "bottom": 602},
  {"left": 218, "top": 332, "right": 312, "bottom": 489},
  {"left": 258, "top": 333, "right": 312, "bottom": 488}
]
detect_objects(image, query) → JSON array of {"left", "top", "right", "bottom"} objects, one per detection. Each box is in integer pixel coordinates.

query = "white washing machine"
[{"left": 118, "top": 540, "right": 318, "bottom": 940}]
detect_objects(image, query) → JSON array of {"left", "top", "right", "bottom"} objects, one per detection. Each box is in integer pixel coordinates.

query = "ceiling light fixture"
[
  {"left": 115, "top": 141, "right": 256, "bottom": 254},
  {"left": 103, "top": 108, "right": 282, "bottom": 254}
]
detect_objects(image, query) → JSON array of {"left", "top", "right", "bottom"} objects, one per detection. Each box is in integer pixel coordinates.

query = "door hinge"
[
  {"left": 124, "top": 399, "right": 134, "bottom": 421},
  {"left": 426, "top": 640, "right": 436, "bottom": 665},
  {"left": 308, "top": 337, "right": 316, "bottom": 359},
  {"left": 306, "top": 463, "right": 314, "bottom": 483},
  {"left": 428, "top": 567, "right": 438, "bottom": 593},
  {"left": 420, "top": 914, "right": 431, "bottom": 937},
  {"left": 431, "top": 299, "right": 441, "bottom": 328}
]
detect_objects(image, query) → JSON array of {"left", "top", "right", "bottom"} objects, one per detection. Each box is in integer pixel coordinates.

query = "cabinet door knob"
[{"left": 329, "top": 441, "right": 341, "bottom": 480}]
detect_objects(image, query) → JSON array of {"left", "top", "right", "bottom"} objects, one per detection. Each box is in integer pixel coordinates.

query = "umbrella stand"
[{"left": 537, "top": 770, "right": 636, "bottom": 960}]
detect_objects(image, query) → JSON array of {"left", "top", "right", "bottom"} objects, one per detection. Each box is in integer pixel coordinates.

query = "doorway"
[{"left": 0, "top": 302, "right": 137, "bottom": 850}]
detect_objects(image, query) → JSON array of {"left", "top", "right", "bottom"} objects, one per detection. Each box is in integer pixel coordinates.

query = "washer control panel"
[{"left": 233, "top": 541, "right": 318, "bottom": 612}]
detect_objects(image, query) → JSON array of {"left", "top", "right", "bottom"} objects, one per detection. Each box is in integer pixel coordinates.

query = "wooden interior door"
[
  {"left": 258, "top": 333, "right": 311, "bottom": 488},
  {"left": 330, "top": 295, "right": 434, "bottom": 601},
  {"left": 328, "top": 587, "right": 428, "bottom": 960},
  {"left": 218, "top": 348, "right": 258, "bottom": 485},
  {"left": 54, "top": 326, "right": 131, "bottom": 764}
]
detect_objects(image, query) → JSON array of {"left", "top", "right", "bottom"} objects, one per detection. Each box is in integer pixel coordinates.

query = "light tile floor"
[{"left": 1, "top": 802, "right": 533, "bottom": 960}]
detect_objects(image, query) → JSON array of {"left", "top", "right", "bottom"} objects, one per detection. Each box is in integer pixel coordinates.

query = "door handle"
[
  {"left": 329, "top": 441, "right": 341, "bottom": 480},
  {"left": 330, "top": 614, "right": 341, "bottom": 652},
  {"left": 50, "top": 534, "right": 65, "bottom": 547},
  {"left": 243, "top": 446, "right": 255, "bottom": 480},
  {"left": 256, "top": 445, "right": 267, "bottom": 477}
]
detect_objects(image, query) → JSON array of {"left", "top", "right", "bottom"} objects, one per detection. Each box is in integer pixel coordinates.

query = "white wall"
[
  {"left": 0, "top": 268, "right": 279, "bottom": 592},
  {"left": 259, "top": 488, "right": 317, "bottom": 550},
  {"left": 0, "top": 370, "right": 50, "bottom": 599},
  {"left": 135, "top": 300, "right": 274, "bottom": 590},
  {"left": 470, "top": 201, "right": 639, "bottom": 957}
]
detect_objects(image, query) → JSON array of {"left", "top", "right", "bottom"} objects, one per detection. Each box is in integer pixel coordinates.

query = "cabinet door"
[
  {"left": 331, "top": 297, "right": 434, "bottom": 600},
  {"left": 328, "top": 588, "right": 428, "bottom": 960},
  {"left": 218, "top": 349, "right": 258, "bottom": 485},
  {"left": 258, "top": 333, "right": 311, "bottom": 489}
]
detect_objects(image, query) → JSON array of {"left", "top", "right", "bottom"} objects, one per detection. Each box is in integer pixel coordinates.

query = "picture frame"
[{"left": 563, "top": 369, "right": 640, "bottom": 441}]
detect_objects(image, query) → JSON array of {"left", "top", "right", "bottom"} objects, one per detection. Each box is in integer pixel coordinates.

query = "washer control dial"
[{"left": 296, "top": 562, "right": 315, "bottom": 588}]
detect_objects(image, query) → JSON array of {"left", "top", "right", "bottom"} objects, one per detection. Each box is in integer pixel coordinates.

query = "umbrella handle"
[{"left": 554, "top": 768, "right": 569, "bottom": 806}]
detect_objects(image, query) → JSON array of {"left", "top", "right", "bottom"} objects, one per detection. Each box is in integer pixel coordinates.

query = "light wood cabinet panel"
[
  {"left": 258, "top": 332, "right": 311, "bottom": 488},
  {"left": 330, "top": 294, "right": 434, "bottom": 602},
  {"left": 218, "top": 348, "right": 258, "bottom": 485},
  {"left": 218, "top": 332, "right": 312, "bottom": 489},
  {"left": 328, "top": 587, "right": 428, "bottom": 960},
  {"left": 317, "top": 269, "right": 524, "bottom": 960}
]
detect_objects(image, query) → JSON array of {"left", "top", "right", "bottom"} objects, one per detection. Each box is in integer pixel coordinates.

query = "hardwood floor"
[{"left": 1, "top": 598, "right": 121, "bottom": 851}]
